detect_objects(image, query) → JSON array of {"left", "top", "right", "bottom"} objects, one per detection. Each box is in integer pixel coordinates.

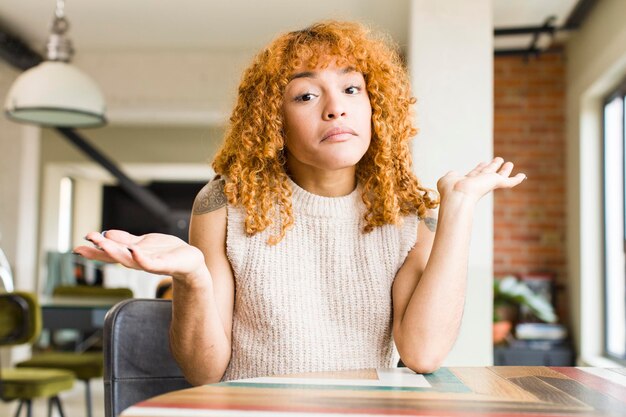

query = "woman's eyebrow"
[
  {"left": 290, "top": 71, "right": 315, "bottom": 81},
  {"left": 289, "top": 66, "right": 358, "bottom": 81}
]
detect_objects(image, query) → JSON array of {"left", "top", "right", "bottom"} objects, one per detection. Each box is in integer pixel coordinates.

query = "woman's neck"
[{"left": 287, "top": 167, "right": 357, "bottom": 197}]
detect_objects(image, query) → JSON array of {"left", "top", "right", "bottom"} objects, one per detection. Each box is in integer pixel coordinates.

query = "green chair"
[
  {"left": 16, "top": 285, "right": 132, "bottom": 417},
  {"left": 0, "top": 292, "right": 74, "bottom": 417}
]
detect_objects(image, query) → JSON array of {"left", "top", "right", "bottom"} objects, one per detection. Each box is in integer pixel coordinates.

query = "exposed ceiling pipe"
[
  {"left": 494, "top": 0, "right": 599, "bottom": 58},
  {"left": 495, "top": 16, "right": 557, "bottom": 58}
]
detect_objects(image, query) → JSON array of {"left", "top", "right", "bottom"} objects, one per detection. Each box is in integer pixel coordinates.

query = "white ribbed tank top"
[{"left": 222, "top": 178, "right": 418, "bottom": 381}]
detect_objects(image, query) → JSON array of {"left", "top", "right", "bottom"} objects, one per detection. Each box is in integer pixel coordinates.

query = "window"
[
  {"left": 57, "top": 176, "right": 74, "bottom": 253},
  {"left": 603, "top": 78, "right": 626, "bottom": 363}
]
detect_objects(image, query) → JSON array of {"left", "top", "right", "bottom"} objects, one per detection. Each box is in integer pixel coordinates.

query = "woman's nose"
[{"left": 322, "top": 94, "right": 346, "bottom": 120}]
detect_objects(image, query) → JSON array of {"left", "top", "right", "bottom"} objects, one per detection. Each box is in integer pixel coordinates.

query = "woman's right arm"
[
  {"left": 170, "top": 184, "right": 234, "bottom": 385},
  {"left": 74, "top": 181, "right": 234, "bottom": 385}
]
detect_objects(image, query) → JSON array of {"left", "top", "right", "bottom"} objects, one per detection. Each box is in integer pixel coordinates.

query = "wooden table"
[{"left": 121, "top": 366, "right": 626, "bottom": 416}]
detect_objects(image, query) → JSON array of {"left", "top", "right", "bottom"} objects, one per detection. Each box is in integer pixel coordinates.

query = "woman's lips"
[{"left": 322, "top": 126, "right": 357, "bottom": 142}]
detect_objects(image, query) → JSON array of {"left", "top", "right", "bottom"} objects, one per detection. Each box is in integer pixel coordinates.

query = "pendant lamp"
[{"left": 4, "top": 0, "right": 106, "bottom": 128}]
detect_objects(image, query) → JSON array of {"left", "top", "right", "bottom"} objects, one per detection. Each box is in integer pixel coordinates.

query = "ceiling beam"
[
  {"left": 0, "top": 28, "right": 42, "bottom": 70},
  {"left": 56, "top": 128, "right": 174, "bottom": 223},
  {"left": 563, "top": 0, "right": 600, "bottom": 30},
  {"left": 494, "top": 26, "right": 555, "bottom": 37}
]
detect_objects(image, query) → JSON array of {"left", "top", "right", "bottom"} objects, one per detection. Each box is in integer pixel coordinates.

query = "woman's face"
[{"left": 282, "top": 62, "right": 372, "bottom": 176}]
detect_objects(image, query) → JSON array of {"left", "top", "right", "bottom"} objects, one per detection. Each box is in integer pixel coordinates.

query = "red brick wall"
[{"left": 493, "top": 51, "right": 567, "bottom": 319}]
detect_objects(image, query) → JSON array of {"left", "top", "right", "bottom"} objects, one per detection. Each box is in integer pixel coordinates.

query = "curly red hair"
[{"left": 213, "top": 20, "right": 439, "bottom": 244}]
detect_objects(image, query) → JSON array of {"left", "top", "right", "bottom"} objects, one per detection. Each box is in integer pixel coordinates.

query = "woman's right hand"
[{"left": 73, "top": 230, "right": 208, "bottom": 284}]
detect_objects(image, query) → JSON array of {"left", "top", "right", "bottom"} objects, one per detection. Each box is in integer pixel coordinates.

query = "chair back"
[
  {"left": 0, "top": 292, "right": 40, "bottom": 346},
  {"left": 103, "top": 299, "right": 191, "bottom": 417}
]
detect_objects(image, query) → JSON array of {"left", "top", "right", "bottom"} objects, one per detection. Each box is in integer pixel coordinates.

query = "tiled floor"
[{"left": 0, "top": 378, "right": 105, "bottom": 417}]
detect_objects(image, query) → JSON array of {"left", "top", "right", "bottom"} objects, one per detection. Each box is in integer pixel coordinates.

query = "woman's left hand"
[{"left": 437, "top": 157, "right": 526, "bottom": 203}]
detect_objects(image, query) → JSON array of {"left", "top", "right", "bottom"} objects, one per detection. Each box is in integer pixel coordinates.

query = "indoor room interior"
[{"left": 1, "top": 0, "right": 625, "bottom": 416}]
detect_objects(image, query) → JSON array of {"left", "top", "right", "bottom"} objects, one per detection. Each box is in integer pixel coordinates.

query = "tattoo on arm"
[
  {"left": 192, "top": 179, "right": 227, "bottom": 214},
  {"left": 424, "top": 217, "right": 437, "bottom": 232}
]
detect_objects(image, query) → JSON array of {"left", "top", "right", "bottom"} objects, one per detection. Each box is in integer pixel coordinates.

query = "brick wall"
[{"left": 493, "top": 51, "right": 567, "bottom": 320}]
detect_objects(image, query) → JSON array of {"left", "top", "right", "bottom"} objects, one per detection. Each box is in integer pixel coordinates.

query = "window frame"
[{"left": 602, "top": 76, "right": 626, "bottom": 365}]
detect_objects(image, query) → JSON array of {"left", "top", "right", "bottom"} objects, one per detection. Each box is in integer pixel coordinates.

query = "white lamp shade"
[{"left": 5, "top": 61, "right": 106, "bottom": 127}]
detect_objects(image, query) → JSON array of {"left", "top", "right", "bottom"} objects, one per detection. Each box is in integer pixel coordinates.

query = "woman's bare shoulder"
[
  {"left": 189, "top": 177, "right": 229, "bottom": 268},
  {"left": 192, "top": 176, "right": 227, "bottom": 215}
]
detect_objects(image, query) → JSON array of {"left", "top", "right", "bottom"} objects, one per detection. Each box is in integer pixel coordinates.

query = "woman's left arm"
[{"left": 392, "top": 157, "right": 525, "bottom": 374}]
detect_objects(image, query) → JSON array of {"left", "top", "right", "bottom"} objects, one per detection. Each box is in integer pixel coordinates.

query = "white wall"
[
  {"left": 408, "top": 0, "right": 494, "bottom": 365},
  {"left": 0, "top": 60, "right": 40, "bottom": 292},
  {"left": 565, "top": 0, "right": 626, "bottom": 366}
]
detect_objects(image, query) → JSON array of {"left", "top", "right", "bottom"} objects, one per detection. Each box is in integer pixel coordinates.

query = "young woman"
[{"left": 75, "top": 21, "right": 525, "bottom": 384}]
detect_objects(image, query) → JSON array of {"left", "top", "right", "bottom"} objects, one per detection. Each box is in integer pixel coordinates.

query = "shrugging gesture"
[
  {"left": 72, "top": 20, "right": 528, "bottom": 383},
  {"left": 74, "top": 230, "right": 207, "bottom": 283}
]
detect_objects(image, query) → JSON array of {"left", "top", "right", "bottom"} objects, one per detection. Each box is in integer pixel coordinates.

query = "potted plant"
[{"left": 493, "top": 275, "right": 557, "bottom": 344}]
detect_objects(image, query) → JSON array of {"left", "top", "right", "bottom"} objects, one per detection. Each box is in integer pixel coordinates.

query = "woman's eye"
[
  {"left": 295, "top": 93, "right": 316, "bottom": 102},
  {"left": 345, "top": 85, "right": 361, "bottom": 95}
]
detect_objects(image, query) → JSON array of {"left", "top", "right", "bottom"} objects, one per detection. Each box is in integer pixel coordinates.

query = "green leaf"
[{"left": 493, "top": 275, "right": 557, "bottom": 323}]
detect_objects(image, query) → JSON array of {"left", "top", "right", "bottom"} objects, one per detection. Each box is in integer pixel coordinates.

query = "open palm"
[
  {"left": 437, "top": 157, "right": 526, "bottom": 202},
  {"left": 74, "top": 230, "right": 206, "bottom": 279}
]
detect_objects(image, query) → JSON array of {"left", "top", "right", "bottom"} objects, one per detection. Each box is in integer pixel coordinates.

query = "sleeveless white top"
[{"left": 222, "top": 178, "right": 419, "bottom": 381}]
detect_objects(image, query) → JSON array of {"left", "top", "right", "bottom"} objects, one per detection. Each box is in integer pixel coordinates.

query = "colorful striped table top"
[{"left": 121, "top": 366, "right": 626, "bottom": 417}]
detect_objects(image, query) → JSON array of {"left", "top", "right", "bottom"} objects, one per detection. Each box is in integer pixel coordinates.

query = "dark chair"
[
  {"left": 103, "top": 299, "right": 192, "bottom": 417},
  {"left": 0, "top": 292, "right": 75, "bottom": 417}
]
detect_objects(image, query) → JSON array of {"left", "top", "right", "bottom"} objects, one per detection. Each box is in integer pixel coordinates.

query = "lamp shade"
[{"left": 4, "top": 61, "right": 106, "bottom": 128}]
